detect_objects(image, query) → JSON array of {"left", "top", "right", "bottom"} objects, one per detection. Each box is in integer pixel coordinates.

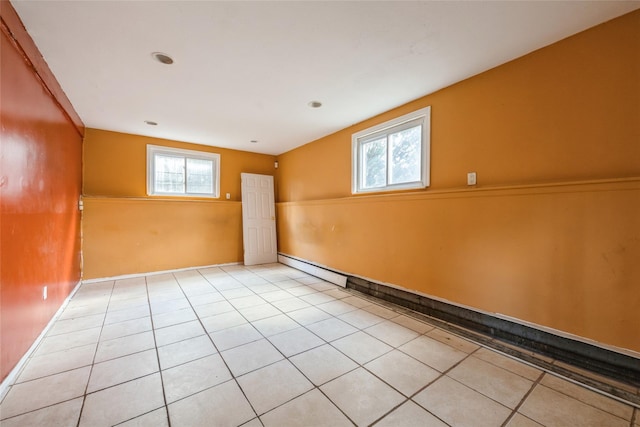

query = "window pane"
[
  {"left": 362, "top": 136, "right": 387, "bottom": 189},
  {"left": 186, "top": 158, "right": 214, "bottom": 194},
  {"left": 389, "top": 125, "right": 421, "bottom": 185},
  {"left": 155, "top": 154, "right": 185, "bottom": 193}
]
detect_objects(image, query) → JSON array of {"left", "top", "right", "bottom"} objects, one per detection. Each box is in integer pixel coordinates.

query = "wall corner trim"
[{"left": 1, "top": 0, "right": 84, "bottom": 136}]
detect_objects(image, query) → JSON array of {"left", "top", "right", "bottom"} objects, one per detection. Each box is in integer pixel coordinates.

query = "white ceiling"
[{"left": 12, "top": 1, "right": 639, "bottom": 155}]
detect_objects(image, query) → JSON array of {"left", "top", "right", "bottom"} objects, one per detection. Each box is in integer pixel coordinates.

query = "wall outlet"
[
  {"left": 43, "top": 286, "right": 48, "bottom": 300},
  {"left": 467, "top": 172, "right": 477, "bottom": 186},
  {"left": 226, "top": 193, "right": 231, "bottom": 200}
]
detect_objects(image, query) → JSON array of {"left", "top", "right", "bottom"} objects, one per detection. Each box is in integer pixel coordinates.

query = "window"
[
  {"left": 352, "top": 106, "right": 430, "bottom": 194},
  {"left": 147, "top": 145, "right": 220, "bottom": 198}
]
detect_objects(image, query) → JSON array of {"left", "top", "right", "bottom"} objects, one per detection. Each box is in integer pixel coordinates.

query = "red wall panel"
[{"left": 1, "top": 3, "right": 83, "bottom": 382}]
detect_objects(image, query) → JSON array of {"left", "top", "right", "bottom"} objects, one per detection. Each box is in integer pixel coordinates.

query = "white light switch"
[
  {"left": 43, "top": 286, "right": 48, "bottom": 300},
  {"left": 226, "top": 193, "right": 230, "bottom": 200},
  {"left": 467, "top": 172, "right": 477, "bottom": 186}
]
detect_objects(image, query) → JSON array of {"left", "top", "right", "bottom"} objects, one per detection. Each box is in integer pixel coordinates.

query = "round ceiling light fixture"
[
  {"left": 151, "top": 52, "right": 174, "bottom": 65},
  {"left": 144, "top": 120, "right": 158, "bottom": 126},
  {"left": 308, "top": 101, "right": 322, "bottom": 108}
]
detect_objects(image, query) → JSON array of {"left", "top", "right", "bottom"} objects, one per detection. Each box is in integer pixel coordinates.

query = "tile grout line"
[
  {"left": 75, "top": 279, "right": 116, "bottom": 427},
  {"left": 145, "top": 275, "right": 173, "bottom": 427},
  {"left": 500, "top": 370, "right": 546, "bottom": 427}
]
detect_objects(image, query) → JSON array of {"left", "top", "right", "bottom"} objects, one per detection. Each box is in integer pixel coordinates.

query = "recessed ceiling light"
[
  {"left": 151, "top": 52, "right": 174, "bottom": 65},
  {"left": 144, "top": 120, "right": 158, "bottom": 126},
  {"left": 308, "top": 101, "right": 322, "bottom": 108}
]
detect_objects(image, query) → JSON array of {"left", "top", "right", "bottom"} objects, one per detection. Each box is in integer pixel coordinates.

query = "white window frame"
[
  {"left": 147, "top": 144, "right": 220, "bottom": 198},
  {"left": 352, "top": 106, "right": 430, "bottom": 194}
]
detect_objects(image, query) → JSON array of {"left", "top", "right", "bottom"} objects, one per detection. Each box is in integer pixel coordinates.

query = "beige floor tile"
[
  {"left": 200, "top": 310, "right": 247, "bottom": 333},
  {"left": 210, "top": 323, "right": 262, "bottom": 351},
  {"left": 152, "top": 307, "right": 197, "bottom": 329},
  {"left": 320, "top": 367, "right": 405, "bottom": 426},
  {"left": 148, "top": 290, "right": 184, "bottom": 304},
  {"left": 399, "top": 335, "right": 467, "bottom": 372},
  {"left": 162, "top": 353, "right": 232, "bottom": 403},
  {"left": 157, "top": 335, "right": 216, "bottom": 369},
  {"left": 339, "top": 309, "right": 386, "bottom": 329},
  {"left": 260, "top": 388, "right": 353, "bottom": 427},
  {"left": 150, "top": 298, "right": 190, "bottom": 315},
  {"left": 308, "top": 281, "right": 336, "bottom": 291},
  {"left": 154, "top": 320, "right": 205, "bottom": 347},
  {"left": 332, "top": 331, "right": 393, "bottom": 364},
  {"left": 271, "top": 297, "right": 312, "bottom": 313},
  {"left": 47, "top": 313, "right": 105, "bottom": 336},
  {"left": 268, "top": 327, "right": 324, "bottom": 357},
  {"left": 365, "top": 350, "right": 440, "bottom": 396},
  {"left": 505, "top": 413, "right": 544, "bottom": 427},
  {"left": 306, "top": 317, "right": 358, "bottom": 342},
  {"left": 221, "top": 339, "right": 284, "bottom": 376},
  {"left": 299, "top": 291, "right": 335, "bottom": 305},
  {"left": 237, "top": 360, "right": 313, "bottom": 415},
  {"left": 107, "top": 296, "right": 149, "bottom": 312},
  {"left": 87, "top": 349, "right": 158, "bottom": 393},
  {"left": 274, "top": 279, "right": 303, "bottom": 289},
  {"left": 426, "top": 328, "right": 480, "bottom": 353},
  {"left": 0, "top": 397, "right": 83, "bottom": 427},
  {"left": 230, "top": 295, "right": 268, "bottom": 309},
  {"left": 286, "top": 306, "right": 333, "bottom": 325},
  {"left": 413, "top": 376, "right": 511, "bottom": 427},
  {"left": 187, "top": 291, "right": 225, "bottom": 306},
  {"left": 322, "top": 288, "right": 350, "bottom": 299},
  {"left": 0, "top": 367, "right": 90, "bottom": 419},
  {"left": 117, "top": 408, "right": 169, "bottom": 427},
  {"left": 100, "top": 316, "right": 152, "bottom": 341},
  {"left": 287, "top": 285, "right": 318, "bottom": 297},
  {"left": 316, "top": 300, "right": 358, "bottom": 316},
  {"left": 260, "top": 289, "right": 295, "bottom": 302},
  {"left": 192, "top": 300, "right": 235, "bottom": 318},
  {"left": 248, "top": 283, "right": 280, "bottom": 294},
  {"left": 59, "top": 303, "right": 107, "bottom": 320},
  {"left": 448, "top": 356, "right": 533, "bottom": 409},
  {"left": 94, "top": 331, "right": 155, "bottom": 362},
  {"left": 365, "top": 320, "right": 420, "bottom": 347},
  {"left": 391, "top": 315, "right": 435, "bottom": 334},
  {"left": 289, "top": 344, "right": 358, "bottom": 386},
  {"left": 34, "top": 327, "right": 100, "bottom": 356},
  {"left": 341, "top": 295, "right": 374, "bottom": 308},
  {"left": 238, "top": 303, "right": 282, "bottom": 322},
  {"left": 540, "top": 374, "right": 633, "bottom": 420},
  {"left": 80, "top": 373, "right": 165, "bottom": 427},
  {"left": 18, "top": 343, "right": 96, "bottom": 382},
  {"left": 221, "top": 287, "right": 255, "bottom": 300},
  {"left": 252, "top": 314, "right": 299, "bottom": 336},
  {"left": 519, "top": 385, "right": 628, "bottom": 427},
  {"left": 375, "top": 400, "right": 448, "bottom": 427},
  {"left": 362, "top": 304, "right": 399, "bottom": 319},
  {"left": 473, "top": 348, "right": 542, "bottom": 381},
  {"left": 104, "top": 305, "right": 150, "bottom": 325}
]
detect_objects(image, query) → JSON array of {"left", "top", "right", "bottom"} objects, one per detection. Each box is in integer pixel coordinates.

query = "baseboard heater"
[
  {"left": 278, "top": 253, "right": 639, "bottom": 403},
  {"left": 278, "top": 254, "right": 347, "bottom": 287}
]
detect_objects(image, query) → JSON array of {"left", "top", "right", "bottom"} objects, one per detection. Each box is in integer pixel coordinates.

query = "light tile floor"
[{"left": 1, "top": 263, "right": 637, "bottom": 426}]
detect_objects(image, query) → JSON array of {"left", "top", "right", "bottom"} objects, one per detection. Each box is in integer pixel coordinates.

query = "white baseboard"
[
  {"left": 81, "top": 262, "right": 242, "bottom": 284},
  {"left": 0, "top": 280, "right": 82, "bottom": 402}
]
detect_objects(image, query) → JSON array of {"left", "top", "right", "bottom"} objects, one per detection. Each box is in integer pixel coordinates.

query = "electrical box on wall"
[{"left": 467, "top": 172, "right": 477, "bottom": 186}]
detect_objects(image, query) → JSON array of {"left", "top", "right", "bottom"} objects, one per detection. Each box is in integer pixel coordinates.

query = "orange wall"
[
  {"left": 1, "top": 0, "right": 83, "bottom": 382},
  {"left": 83, "top": 129, "right": 276, "bottom": 278},
  {"left": 276, "top": 10, "right": 640, "bottom": 352}
]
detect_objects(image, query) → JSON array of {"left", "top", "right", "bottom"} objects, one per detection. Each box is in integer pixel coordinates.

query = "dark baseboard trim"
[{"left": 345, "top": 276, "right": 639, "bottom": 403}]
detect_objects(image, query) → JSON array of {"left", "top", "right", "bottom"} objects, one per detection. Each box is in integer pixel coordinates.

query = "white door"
[{"left": 241, "top": 173, "right": 277, "bottom": 265}]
